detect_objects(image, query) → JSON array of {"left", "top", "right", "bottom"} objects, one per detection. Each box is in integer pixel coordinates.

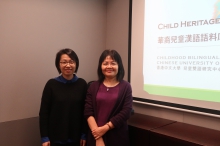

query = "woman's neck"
[
  {"left": 103, "top": 78, "right": 119, "bottom": 87},
  {"left": 62, "top": 74, "right": 74, "bottom": 80}
]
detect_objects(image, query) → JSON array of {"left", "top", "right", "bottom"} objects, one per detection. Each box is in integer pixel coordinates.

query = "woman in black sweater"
[{"left": 39, "top": 48, "right": 87, "bottom": 146}]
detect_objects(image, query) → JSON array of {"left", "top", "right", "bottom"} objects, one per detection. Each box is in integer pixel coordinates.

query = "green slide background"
[{"left": 144, "top": 84, "right": 220, "bottom": 102}]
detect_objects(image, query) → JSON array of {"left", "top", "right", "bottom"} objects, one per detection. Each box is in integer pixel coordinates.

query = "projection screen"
[{"left": 130, "top": 0, "right": 220, "bottom": 117}]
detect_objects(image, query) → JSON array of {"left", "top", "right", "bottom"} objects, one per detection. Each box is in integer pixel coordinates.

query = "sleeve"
[
  {"left": 81, "top": 80, "right": 89, "bottom": 135},
  {"left": 41, "top": 137, "right": 50, "bottom": 143},
  {"left": 84, "top": 82, "right": 96, "bottom": 120},
  {"left": 39, "top": 80, "right": 52, "bottom": 138},
  {"left": 110, "top": 82, "right": 133, "bottom": 128}
]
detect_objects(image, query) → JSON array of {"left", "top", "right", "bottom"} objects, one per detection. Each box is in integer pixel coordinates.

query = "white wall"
[{"left": 0, "top": 0, "right": 106, "bottom": 122}]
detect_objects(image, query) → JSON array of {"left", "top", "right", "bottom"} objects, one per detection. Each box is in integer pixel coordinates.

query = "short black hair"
[
  {"left": 97, "top": 49, "right": 125, "bottom": 82},
  {"left": 55, "top": 48, "right": 79, "bottom": 74}
]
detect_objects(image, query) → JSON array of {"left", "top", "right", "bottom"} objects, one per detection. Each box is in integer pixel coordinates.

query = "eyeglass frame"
[{"left": 59, "top": 60, "right": 75, "bottom": 66}]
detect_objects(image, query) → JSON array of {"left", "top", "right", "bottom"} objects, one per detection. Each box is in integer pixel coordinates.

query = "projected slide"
[{"left": 143, "top": 0, "right": 220, "bottom": 103}]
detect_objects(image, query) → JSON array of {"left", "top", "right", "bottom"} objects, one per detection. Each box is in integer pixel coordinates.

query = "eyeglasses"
[{"left": 60, "top": 60, "right": 75, "bottom": 66}]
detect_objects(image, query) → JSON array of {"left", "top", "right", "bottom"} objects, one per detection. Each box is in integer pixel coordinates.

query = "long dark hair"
[{"left": 97, "top": 50, "right": 125, "bottom": 82}]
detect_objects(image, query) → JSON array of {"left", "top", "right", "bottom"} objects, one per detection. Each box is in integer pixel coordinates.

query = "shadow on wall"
[{"left": 0, "top": 117, "right": 41, "bottom": 146}]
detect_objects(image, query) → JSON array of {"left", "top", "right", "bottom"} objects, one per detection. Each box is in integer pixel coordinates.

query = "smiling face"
[
  {"left": 59, "top": 54, "right": 76, "bottom": 80},
  {"left": 101, "top": 56, "right": 118, "bottom": 79}
]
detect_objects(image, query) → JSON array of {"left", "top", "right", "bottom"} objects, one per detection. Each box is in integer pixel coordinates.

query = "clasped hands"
[{"left": 92, "top": 125, "right": 108, "bottom": 140}]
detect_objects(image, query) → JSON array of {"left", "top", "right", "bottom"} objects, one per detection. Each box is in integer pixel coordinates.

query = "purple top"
[
  {"left": 96, "top": 83, "right": 119, "bottom": 126},
  {"left": 84, "top": 80, "right": 132, "bottom": 146}
]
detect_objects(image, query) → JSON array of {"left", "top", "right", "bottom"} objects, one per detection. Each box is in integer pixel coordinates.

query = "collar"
[{"left": 54, "top": 74, "right": 78, "bottom": 83}]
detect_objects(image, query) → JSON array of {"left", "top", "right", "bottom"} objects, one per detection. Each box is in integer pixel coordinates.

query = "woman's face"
[
  {"left": 59, "top": 54, "right": 76, "bottom": 79},
  {"left": 101, "top": 56, "right": 118, "bottom": 79}
]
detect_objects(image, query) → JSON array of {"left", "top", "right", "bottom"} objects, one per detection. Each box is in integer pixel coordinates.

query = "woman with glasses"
[
  {"left": 84, "top": 50, "right": 133, "bottom": 146},
  {"left": 39, "top": 48, "right": 87, "bottom": 146}
]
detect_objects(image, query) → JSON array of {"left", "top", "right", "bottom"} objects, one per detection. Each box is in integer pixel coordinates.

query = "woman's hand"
[
  {"left": 80, "top": 139, "right": 86, "bottom": 146},
  {"left": 92, "top": 125, "right": 109, "bottom": 140},
  {"left": 42, "top": 141, "right": 50, "bottom": 146}
]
